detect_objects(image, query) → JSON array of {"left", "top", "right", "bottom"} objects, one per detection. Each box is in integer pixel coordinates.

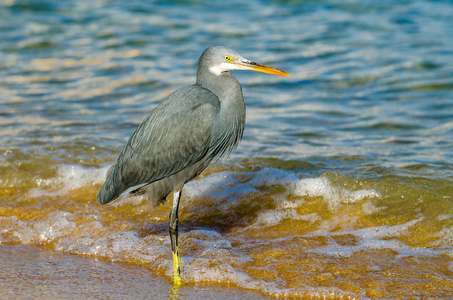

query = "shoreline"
[{"left": 0, "top": 244, "right": 273, "bottom": 300}]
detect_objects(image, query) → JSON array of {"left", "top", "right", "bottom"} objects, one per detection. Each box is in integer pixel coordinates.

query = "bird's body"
[
  {"left": 96, "top": 45, "right": 288, "bottom": 284},
  {"left": 97, "top": 71, "right": 244, "bottom": 207}
]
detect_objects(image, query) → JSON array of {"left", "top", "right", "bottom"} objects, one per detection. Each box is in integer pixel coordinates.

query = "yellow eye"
[{"left": 224, "top": 55, "right": 233, "bottom": 61}]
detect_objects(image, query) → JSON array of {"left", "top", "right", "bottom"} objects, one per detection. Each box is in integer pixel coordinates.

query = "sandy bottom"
[{"left": 0, "top": 244, "right": 272, "bottom": 300}]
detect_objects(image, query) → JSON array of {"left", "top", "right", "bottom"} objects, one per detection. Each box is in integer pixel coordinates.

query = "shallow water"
[{"left": 1, "top": 0, "right": 453, "bottom": 298}]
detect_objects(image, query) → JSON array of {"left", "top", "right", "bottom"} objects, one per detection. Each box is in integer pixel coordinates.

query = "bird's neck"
[
  {"left": 196, "top": 68, "right": 246, "bottom": 155},
  {"left": 196, "top": 69, "right": 245, "bottom": 117},
  {"left": 196, "top": 69, "right": 241, "bottom": 101}
]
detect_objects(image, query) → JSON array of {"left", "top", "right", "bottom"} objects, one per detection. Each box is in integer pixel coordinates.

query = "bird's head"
[{"left": 198, "top": 45, "right": 289, "bottom": 77}]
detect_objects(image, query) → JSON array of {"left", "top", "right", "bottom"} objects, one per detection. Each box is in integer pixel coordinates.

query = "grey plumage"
[
  {"left": 97, "top": 47, "right": 246, "bottom": 206},
  {"left": 96, "top": 45, "right": 288, "bottom": 282}
]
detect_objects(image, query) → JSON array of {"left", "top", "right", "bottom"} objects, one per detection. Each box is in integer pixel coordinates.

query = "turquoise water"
[{"left": 1, "top": 0, "right": 452, "bottom": 298}]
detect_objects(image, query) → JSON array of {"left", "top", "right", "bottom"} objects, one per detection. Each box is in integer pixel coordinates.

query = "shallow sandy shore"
[{"left": 0, "top": 244, "right": 273, "bottom": 300}]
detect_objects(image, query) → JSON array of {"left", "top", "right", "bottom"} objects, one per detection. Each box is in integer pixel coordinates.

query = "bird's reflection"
[{"left": 167, "top": 281, "right": 182, "bottom": 300}]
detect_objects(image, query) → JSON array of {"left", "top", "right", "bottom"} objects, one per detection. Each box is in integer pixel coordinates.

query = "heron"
[{"left": 96, "top": 45, "right": 289, "bottom": 284}]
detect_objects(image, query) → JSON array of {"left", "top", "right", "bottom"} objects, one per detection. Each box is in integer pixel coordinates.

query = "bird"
[{"left": 96, "top": 45, "right": 289, "bottom": 284}]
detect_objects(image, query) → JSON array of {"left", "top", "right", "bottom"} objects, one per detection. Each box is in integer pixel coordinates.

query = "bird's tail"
[
  {"left": 97, "top": 183, "right": 116, "bottom": 205},
  {"left": 96, "top": 165, "right": 122, "bottom": 205}
]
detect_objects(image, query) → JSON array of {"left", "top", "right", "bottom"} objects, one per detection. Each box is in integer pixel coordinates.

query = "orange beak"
[{"left": 238, "top": 60, "right": 290, "bottom": 76}]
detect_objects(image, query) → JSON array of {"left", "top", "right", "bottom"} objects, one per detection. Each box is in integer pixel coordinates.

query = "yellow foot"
[{"left": 172, "top": 248, "right": 182, "bottom": 285}]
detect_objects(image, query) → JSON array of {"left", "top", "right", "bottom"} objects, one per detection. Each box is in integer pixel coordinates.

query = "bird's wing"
[{"left": 97, "top": 85, "right": 220, "bottom": 204}]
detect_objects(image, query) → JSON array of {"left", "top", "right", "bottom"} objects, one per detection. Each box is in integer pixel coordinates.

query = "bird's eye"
[{"left": 224, "top": 55, "right": 233, "bottom": 61}]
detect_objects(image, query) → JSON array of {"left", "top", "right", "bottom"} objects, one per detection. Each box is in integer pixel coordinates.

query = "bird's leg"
[{"left": 169, "top": 190, "right": 182, "bottom": 285}]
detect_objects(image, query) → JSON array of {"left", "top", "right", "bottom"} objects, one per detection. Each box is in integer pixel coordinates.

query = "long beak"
[{"left": 238, "top": 59, "right": 290, "bottom": 76}]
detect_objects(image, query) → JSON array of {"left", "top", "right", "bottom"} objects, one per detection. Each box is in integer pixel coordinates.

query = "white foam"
[
  {"left": 187, "top": 168, "right": 380, "bottom": 201},
  {"left": 27, "top": 165, "right": 110, "bottom": 198},
  {"left": 247, "top": 210, "right": 321, "bottom": 229},
  {"left": 308, "top": 218, "right": 444, "bottom": 258},
  {"left": 184, "top": 171, "right": 258, "bottom": 208},
  {"left": 185, "top": 168, "right": 381, "bottom": 230},
  {"left": 430, "top": 227, "right": 453, "bottom": 247},
  {"left": 361, "top": 199, "right": 387, "bottom": 214},
  {"left": 57, "top": 165, "right": 108, "bottom": 189},
  {"left": 437, "top": 214, "right": 452, "bottom": 221},
  {"left": 261, "top": 285, "right": 360, "bottom": 299},
  {"left": 108, "top": 193, "right": 147, "bottom": 207},
  {"left": 293, "top": 177, "right": 381, "bottom": 210},
  {"left": 184, "top": 229, "right": 233, "bottom": 249},
  {"left": 187, "top": 261, "right": 259, "bottom": 285},
  {"left": 182, "top": 256, "right": 361, "bottom": 299},
  {"left": 2, "top": 211, "right": 77, "bottom": 244},
  {"left": 247, "top": 168, "right": 299, "bottom": 187}
]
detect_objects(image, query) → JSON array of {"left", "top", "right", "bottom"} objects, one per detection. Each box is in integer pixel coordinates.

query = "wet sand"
[{"left": 0, "top": 244, "right": 273, "bottom": 300}]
